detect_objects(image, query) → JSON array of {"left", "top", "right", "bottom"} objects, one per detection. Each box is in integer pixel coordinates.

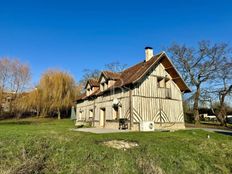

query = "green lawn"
[{"left": 0, "top": 118, "right": 232, "bottom": 174}]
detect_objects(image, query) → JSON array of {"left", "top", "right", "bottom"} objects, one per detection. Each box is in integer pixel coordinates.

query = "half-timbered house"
[{"left": 76, "top": 47, "right": 190, "bottom": 130}]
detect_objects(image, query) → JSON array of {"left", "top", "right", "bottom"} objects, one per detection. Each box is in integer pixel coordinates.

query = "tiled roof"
[
  {"left": 76, "top": 52, "right": 190, "bottom": 102},
  {"left": 84, "top": 79, "right": 99, "bottom": 89},
  {"left": 102, "top": 71, "right": 121, "bottom": 80},
  {"left": 88, "top": 79, "right": 99, "bottom": 87},
  {"left": 76, "top": 92, "right": 87, "bottom": 101}
]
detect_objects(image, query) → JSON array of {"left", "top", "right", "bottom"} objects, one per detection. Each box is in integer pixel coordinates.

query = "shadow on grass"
[
  {"left": 214, "top": 131, "right": 232, "bottom": 136},
  {"left": 186, "top": 122, "right": 232, "bottom": 130},
  {"left": 0, "top": 118, "right": 56, "bottom": 125},
  {"left": 0, "top": 120, "right": 37, "bottom": 125}
]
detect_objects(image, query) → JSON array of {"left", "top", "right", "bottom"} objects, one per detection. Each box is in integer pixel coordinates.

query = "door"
[
  {"left": 89, "top": 109, "right": 93, "bottom": 119},
  {"left": 100, "top": 108, "right": 106, "bottom": 127},
  {"left": 79, "top": 111, "right": 82, "bottom": 120},
  {"left": 113, "top": 106, "right": 119, "bottom": 120}
]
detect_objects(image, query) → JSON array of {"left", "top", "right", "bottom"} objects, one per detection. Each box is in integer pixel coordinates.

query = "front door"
[
  {"left": 100, "top": 108, "right": 106, "bottom": 127},
  {"left": 113, "top": 106, "right": 119, "bottom": 120}
]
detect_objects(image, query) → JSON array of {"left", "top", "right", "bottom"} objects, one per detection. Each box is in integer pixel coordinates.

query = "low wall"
[{"left": 154, "top": 122, "right": 185, "bottom": 130}]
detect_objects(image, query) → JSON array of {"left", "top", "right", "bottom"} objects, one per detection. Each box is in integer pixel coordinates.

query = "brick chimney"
[{"left": 145, "top": 47, "right": 154, "bottom": 61}]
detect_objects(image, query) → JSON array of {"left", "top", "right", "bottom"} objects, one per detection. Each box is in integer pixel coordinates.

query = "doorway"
[
  {"left": 89, "top": 109, "right": 93, "bottom": 119},
  {"left": 113, "top": 106, "right": 119, "bottom": 120},
  {"left": 100, "top": 108, "right": 106, "bottom": 127}
]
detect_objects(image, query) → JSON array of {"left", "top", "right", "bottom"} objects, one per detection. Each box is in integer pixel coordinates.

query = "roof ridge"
[
  {"left": 103, "top": 70, "right": 121, "bottom": 75},
  {"left": 122, "top": 52, "right": 163, "bottom": 73}
]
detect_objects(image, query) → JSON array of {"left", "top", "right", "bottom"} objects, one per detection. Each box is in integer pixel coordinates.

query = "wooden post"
[
  {"left": 159, "top": 98, "right": 162, "bottom": 126},
  {"left": 92, "top": 100, "right": 96, "bottom": 127},
  {"left": 129, "top": 87, "right": 133, "bottom": 130}
]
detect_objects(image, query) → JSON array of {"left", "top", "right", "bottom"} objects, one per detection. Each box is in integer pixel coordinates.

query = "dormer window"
[
  {"left": 87, "top": 87, "right": 91, "bottom": 96},
  {"left": 85, "top": 79, "right": 100, "bottom": 96},
  {"left": 100, "top": 83, "right": 104, "bottom": 91},
  {"left": 86, "top": 83, "right": 92, "bottom": 96},
  {"left": 99, "top": 75, "right": 108, "bottom": 91},
  {"left": 100, "top": 81, "right": 108, "bottom": 91},
  {"left": 104, "top": 81, "right": 108, "bottom": 90}
]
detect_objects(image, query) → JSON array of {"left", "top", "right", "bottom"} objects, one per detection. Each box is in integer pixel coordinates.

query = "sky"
[{"left": 0, "top": 0, "right": 232, "bottom": 86}]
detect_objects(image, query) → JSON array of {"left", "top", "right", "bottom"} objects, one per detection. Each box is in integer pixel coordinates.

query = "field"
[{"left": 0, "top": 118, "right": 232, "bottom": 174}]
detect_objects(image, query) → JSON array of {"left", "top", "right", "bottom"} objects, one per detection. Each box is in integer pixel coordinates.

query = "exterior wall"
[
  {"left": 76, "top": 88, "right": 130, "bottom": 123},
  {"left": 132, "top": 63, "right": 185, "bottom": 129},
  {"left": 108, "top": 80, "right": 116, "bottom": 88}
]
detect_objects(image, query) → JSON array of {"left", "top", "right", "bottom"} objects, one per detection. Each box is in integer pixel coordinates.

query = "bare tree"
[
  {"left": 0, "top": 58, "right": 31, "bottom": 116},
  {"left": 79, "top": 69, "right": 101, "bottom": 87},
  {"left": 215, "top": 57, "right": 232, "bottom": 125},
  {"left": 105, "top": 61, "right": 127, "bottom": 73},
  {"left": 0, "top": 87, "right": 3, "bottom": 113},
  {"left": 168, "top": 41, "right": 229, "bottom": 125},
  {"left": 202, "top": 57, "right": 232, "bottom": 126},
  {"left": 10, "top": 59, "right": 31, "bottom": 94},
  {"left": 80, "top": 62, "right": 127, "bottom": 88},
  {"left": 0, "top": 59, "right": 11, "bottom": 114}
]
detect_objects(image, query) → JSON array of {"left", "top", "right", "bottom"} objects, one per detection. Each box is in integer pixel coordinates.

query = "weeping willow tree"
[
  {"left": 15, "top": 88, "right": 42, "bottom": 117},
  {"left": 38, "top": 70, "right": 76, "bottom": 119}
]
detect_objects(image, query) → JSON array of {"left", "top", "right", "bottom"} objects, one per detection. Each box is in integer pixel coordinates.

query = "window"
[
  {"left": 157, "top": 77, "right": 165, "bottom": 88},
  {"left": 87, "top": 88, "right": 91, "bottom": 96},
  {"left": 157, "top": 76, "right": 171, "bottom": 98},
  {"left": 104, "top": 81, "right": 108, "bottom": 90},
  {"left": 100, "top": 83, "right": 104, "bottom": 91},
  {"left": 165, "top": 78, "right": 170, "bottom": 88},
  {"left": 157, "top": 76, "right": 170, "bottom": 88},
  {"left": 100, "top": 81, "right": 108, "bottom": 91}
]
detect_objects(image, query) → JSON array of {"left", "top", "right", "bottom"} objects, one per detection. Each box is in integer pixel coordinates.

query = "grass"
[{"left": 0, "top": 118, "right": 232, "bottom": 174}]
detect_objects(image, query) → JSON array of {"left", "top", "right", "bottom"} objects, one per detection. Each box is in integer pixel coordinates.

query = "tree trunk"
[
  {"left": 193, "top": 85, "right": 200, "bottom": 126},
  {"left": 57, "top": 108, "right": 61, "bottom": 120},
  {"left": 36, "top": 110, "right": 40, "bottom": 118},
  {"left": 217, "top": 94, "right": 227, "bottom": 127},
  {"left": 0, "top": 93, "right": 2, "bottom": 116},
  {"left": 16, "top": 112, "right": 22, "bottom": 119},
  {"left": 66, "top": 109, "right": 69, "bottom": 117},
  {"left": 36, "top": 105, "right": 39, "bottom": 117},
  {"left": 41, "top": 108, "right": 47, "bottom": 117}
]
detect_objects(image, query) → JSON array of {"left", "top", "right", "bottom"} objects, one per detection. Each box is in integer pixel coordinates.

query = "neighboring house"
[
  {"left": 0, "top": 91, "right": 29, "bottom": 113},
  {"left": 201, "top": 113, "right": 232, "bottom": 123},
  {"left": 76, "top": 47, "right": 191, "bottom": 130},
  {"left": 1, "top": 92, "right": 15, "bottom": 112}
]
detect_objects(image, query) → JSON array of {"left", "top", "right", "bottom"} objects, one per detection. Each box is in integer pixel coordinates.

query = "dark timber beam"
[
  {"left": 172, "top": 77, "right": 181, "bottom": 80},
  {"left": 129, "top": 88, "right": 133, "bottom": 130},
  {"left": 165, "top": 66, "right": 174, "bottom": 70}
]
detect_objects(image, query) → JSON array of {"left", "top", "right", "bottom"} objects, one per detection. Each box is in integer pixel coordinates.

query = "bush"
[{"left": 184, "top": 112, "right": 194, "bottom": 123}]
